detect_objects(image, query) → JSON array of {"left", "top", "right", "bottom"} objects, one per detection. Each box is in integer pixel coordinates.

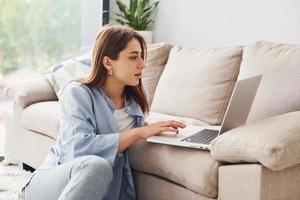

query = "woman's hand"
[
  {"left": 138, "top": 120, "right": 186, "bottom": 139},
  {"left": 118, "top": 120, "right": 186, "bottom": 153}
]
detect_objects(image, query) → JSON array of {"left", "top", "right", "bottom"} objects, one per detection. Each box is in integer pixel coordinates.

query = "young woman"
[{"left": 22, "top": 25, "right": 186, "bottom": 200}]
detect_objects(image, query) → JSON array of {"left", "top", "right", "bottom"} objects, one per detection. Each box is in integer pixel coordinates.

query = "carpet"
[{"left": 0, "top": 163, "right": 32, "bottom": 200}]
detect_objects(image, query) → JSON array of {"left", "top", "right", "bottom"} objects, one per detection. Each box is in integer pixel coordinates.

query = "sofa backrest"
[
  {"left": 238, "top": 41, "right": 300, "bottom": 123},
  {"left": 150, "top": 45, "right": 243, "bottom": 125},
  {"left": 142, "top": 43, "right": 172, "bottom": 107}
]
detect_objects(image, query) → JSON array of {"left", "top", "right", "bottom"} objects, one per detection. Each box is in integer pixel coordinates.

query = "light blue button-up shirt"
[{"left": 41, "top": 81, "right": 145, "bottom": 200}]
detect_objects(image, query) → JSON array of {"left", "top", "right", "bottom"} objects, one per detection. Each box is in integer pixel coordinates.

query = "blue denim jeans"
[{"left": 23, "top": 155, "right": 113, "bottom": 200}]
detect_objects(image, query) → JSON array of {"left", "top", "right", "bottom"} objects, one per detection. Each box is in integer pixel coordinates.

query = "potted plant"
[{"left": 115, "top": 0, "right": 159, "bottom": 43}]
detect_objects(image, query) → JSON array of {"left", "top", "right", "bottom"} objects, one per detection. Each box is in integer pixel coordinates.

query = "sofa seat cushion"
[
  {"left": 22, "top": 101, "right": 60, "bottom": 140},
  {"left": 128, "top": 140, "right": 220, "bottom": 198}
]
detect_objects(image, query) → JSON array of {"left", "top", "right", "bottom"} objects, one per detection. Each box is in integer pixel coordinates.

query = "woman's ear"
[{"left": 102, "top": 56, "right": 112, "bottom": 71}]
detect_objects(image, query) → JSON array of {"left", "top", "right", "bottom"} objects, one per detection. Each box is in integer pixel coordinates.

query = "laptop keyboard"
[{"left": 181, "top": 129, "right": 219, "bottom": 144}]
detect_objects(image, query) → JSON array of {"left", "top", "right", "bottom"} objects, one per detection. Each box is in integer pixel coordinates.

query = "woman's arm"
[
  {"left": 59, "top": 84, "right": 120, "bottom": 166},
  {"left": 118, "top": 120, "right": 186, "bottom": 152}
]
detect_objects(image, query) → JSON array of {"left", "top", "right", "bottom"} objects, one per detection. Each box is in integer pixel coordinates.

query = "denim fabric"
[
  {"left": 24, "top": 155, "right": 113, "bottom": 200},
  {"left": 22, "top": 81, "right": 145, "bottom": 200}
]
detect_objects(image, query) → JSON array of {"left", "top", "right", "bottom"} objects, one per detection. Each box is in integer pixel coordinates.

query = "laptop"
[{"left": 146, "top": 75, "right": 262, "bottom": 150}]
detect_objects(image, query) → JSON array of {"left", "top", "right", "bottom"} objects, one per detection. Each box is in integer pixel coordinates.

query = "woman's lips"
[{"left": 135, "top": 73, "right": 142, "bottom": 77}]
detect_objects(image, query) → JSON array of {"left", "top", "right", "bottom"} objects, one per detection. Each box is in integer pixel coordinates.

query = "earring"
[{"left": 108, "top": 70, "right": 113, "bottom": 76}]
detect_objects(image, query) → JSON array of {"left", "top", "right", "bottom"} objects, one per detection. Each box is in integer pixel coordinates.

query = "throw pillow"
[{"left": 43, "top": 51, "right": 92, "bottom": 98}]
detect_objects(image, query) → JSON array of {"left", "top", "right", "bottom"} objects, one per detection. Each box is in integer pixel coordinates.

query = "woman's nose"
[{"left": 138, "top": 57, "right": 145, "bottom": 69}]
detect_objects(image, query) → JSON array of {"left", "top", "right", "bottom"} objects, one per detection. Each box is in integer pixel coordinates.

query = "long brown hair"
[{"left": 75, "top": 25, "right": 149, "bottom": 114}]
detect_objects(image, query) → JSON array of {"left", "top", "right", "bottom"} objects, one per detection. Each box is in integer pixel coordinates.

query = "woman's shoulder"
[
  {"left": 61, "top": 81, "right": 93, "bottom": 101},
  {"left": 64, "top": 81, "right": 91, "bottom": 93},
  {"left": 60, "top": 81, "right": 96, "bottom": 115}
]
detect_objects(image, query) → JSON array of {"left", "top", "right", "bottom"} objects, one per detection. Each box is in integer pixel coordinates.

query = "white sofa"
[{"left": 4, "top": 41, "right": 300, "bottom": 200}]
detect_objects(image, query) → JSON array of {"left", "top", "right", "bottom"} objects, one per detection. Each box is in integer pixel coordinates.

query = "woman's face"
[{"left": 108, "top": 38, "right": 145, "bottom": 87}]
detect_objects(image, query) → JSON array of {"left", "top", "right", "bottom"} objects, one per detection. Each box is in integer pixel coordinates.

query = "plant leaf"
[
  {"left": 137, "top": 0, "right": 149, "bottom": 20},
  {"left": 142, "top": 6, "right": 153, "bottom": 14},
  {"left": 140, "top": 0, "right": 150, "bottom": 10},
  {"left": 115, "top": 0, "right": 159, "bottom": 30},
  {"left": 116, "top": 0, "right": 128, "bottom": 14},
  {"left": 141, "top": 9, "right": 152, "bottom": 21},
  {"left": 141, "top": 1, "right": 159, "bottom": 18},
  {"left": 115, "top": 14, "right": 129, "bottom": 22},
  {"left": 115, "top": 19, "right": 126, "bottom": 25},
  {"left": 121, "top": 10, "right": 134, "bottom": 23},
  {"left": 129, "top": 0, "right": 138, "bottom": 15}
]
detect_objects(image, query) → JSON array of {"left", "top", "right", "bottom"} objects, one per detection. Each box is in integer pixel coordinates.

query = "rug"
[{"left": 0, "top": 163, "right": 32, "bottom": 200}]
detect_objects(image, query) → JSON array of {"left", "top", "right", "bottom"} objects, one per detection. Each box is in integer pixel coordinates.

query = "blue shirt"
[{"left": 42, "top": 81, "right": 145, "bottom": 200}]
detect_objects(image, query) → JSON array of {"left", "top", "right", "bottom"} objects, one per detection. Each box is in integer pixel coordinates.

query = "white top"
[{"left": 113, "top": 108, "right": 135, "bottom": 132}]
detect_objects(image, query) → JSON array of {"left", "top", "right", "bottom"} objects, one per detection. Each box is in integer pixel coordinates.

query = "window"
[
  {"left": 0, "top": 0, "right": 102, "bottom": 75},
  {"left": 0, "top": 1, "right": 102, "bottom": 154}
]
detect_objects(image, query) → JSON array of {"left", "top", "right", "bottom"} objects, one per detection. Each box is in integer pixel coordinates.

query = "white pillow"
[
  {"left": 43, "top": 51, "right": 92, "bottom": 98},
  {"left": 151, "top": 46, "right": 243, "bottom": 125}
]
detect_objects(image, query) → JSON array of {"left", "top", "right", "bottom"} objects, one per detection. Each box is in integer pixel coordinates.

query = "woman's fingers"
[
  {"left": 161, "top": 120, "right": 186, "bottom": 128},
  {"left": 160, "top": 126, "right": 179, "bottom": 133},
  {"left": 150, "top": 120, "right": 186, "bottom": 134}
]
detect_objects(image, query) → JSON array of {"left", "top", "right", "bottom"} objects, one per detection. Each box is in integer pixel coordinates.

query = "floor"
[
  {"left": 0, "top": 161, "right": 31, "bottom": 200},
  {"left": 0, "top": 161, "right": 21, "bottom": 174}
]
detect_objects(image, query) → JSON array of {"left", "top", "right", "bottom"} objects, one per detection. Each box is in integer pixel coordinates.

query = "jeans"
[{"left": 23, "top": 155, "right": 113, "bottom": 200}]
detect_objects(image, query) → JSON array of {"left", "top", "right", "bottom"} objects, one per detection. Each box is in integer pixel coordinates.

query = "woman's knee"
[{"left": 73, "top": 155, "right": 113, "bottom": 182}]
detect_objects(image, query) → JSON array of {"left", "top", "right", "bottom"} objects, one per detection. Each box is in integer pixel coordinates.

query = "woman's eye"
[{"left": 130, "top": 56, "right": 137, "bottom": 60}]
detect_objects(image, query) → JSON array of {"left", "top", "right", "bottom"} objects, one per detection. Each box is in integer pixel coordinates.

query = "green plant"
[{"left": 115, "top": 0, "right": 159, "bottom": 30}]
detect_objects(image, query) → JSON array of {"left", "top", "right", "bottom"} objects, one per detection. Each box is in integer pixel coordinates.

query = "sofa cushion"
[
  {"left": 210, "top": 111, "right": 300, "bottom": 171},
  {"left": 142, "top": 43, "right": 172, "bottom": 107},
  {"left": 150, "top": 46, "right": 243, "bottom": 125},
  {"left": 128, "top": 140, "right": 220, "bottom": 198},
  {"left": 239, "top": 41, "right": 300, "bottom": 123},
  {"left": 22, "top": 101, "right": 61, "bottom": 140}
]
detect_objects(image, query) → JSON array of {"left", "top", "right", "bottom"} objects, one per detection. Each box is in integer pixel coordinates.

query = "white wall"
[{"left": 111, "top": 0, "right": 300, "bottom": 46}]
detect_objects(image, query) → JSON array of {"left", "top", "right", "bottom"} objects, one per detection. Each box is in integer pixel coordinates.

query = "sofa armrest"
[
  {"left": 218, "top": 164, "right": 300, "bottom": 200},
  {"left": 210, "top": 111, "right": 300, "bottom": 171},
  {"left": 4, "top": 77, "right": 58, "bottom": 108}
]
